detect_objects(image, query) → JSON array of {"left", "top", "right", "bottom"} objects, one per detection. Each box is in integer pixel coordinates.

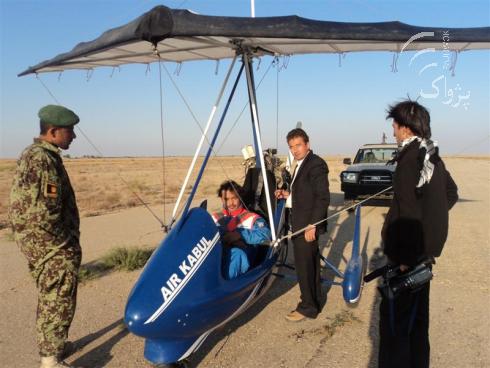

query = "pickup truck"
[{"left": 340, "top": 143, "right": 398, "bottom": 200}]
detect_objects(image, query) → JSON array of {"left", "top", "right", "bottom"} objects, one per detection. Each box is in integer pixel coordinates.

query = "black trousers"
[
  {"left": 378, "top": 282, "right": 430, "bottom": 368},
  {"left": 292, "top": 234, "right": 322, "bottom": 318}
]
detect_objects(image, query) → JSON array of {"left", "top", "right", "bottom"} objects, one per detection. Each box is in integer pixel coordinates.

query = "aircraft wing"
[{"left": 19, "top": 5, "right": 490, "bottom": 76}]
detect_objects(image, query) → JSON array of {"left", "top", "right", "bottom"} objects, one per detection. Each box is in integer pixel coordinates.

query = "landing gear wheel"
[{"left": 154, "top": 360, "right": 190, "bottom": 368}]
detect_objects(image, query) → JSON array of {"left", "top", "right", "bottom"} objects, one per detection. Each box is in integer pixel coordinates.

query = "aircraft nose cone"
[{"left": 124, "top": 300, "right": 149, "bottom": 336}]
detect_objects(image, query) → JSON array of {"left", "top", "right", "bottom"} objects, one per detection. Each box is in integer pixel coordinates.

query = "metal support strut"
[
  {"left": 243, "top": 53, "right": 277, "bottom": 241},
  {"left": 169, "top": 56, "right": 238, "bottom": 230},
  {"left": 179, "top": 63, "right": 245, "bottom": 220}
]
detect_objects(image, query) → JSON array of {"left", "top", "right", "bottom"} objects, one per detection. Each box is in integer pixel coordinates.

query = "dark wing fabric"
[{"left": 19, "top": 5, "right": 490, "bottom": 76}]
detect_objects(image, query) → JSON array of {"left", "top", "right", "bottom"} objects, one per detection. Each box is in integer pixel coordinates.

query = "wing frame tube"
[
  {"left": 243, "top": 52, "right": 277, "bottom": 240},
  {"left": 169, "top": 55, "right": 238, "bottom": 229},
  {"left": 342, "top": 205, "right": 364, "bottom": 303},
  {"left": 179, "top": 62, "right": 245, "bottom": 219}
]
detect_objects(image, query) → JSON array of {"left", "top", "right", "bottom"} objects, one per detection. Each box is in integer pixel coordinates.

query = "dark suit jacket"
[
  {"left": 290, "top": 151, "right": 330, "bottom": 234},
  {"left": 382, "top": 140, "right": 458, "bottom": 265}
]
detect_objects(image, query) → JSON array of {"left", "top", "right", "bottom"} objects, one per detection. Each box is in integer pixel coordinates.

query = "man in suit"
[{"left": 275, "top": 128, "right": 330, "bottom": 321}]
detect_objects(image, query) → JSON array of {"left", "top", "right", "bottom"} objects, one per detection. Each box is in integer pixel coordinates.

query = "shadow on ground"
[
  {"left": 457, "top": 198, "right": 479, "bottom": 203},
  {"left": 366, "top": 247, "right": 387, "bottom": 368},
  {"left": 190, "top": 192, "right": 379, "bottom": 367},
  {"left": 69, "top": 319, "right": 129, "bottom": 368},
  {"left": 320, "top": 193, "right": 375, "bottom": 299},
  {"left": 325, "top": 192, "right": 387, "bottom": 367},
  {"left": 69, "top": 192, "right": 389, "bottom": 368},
  {"left": 188, "top": 243, "right": 297, "bottom": 367}
]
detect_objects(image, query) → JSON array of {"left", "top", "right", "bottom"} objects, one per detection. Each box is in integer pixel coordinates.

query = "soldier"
[{"left": 9, "top": 105, "right": 81, "bottom": 368}]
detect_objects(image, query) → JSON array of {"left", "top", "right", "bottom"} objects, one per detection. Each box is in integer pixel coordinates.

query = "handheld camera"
[{"left": 364, "top": 258, "right": 434, "bottom": 300}]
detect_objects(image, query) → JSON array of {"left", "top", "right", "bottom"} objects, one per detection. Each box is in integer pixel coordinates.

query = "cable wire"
[
  {"left": 158, "top": 59, "right": 254, "bottom": 220},
  {"left": 275, "top": 56, "right": 280, "bottom": 151},
  {"left": 36, "top": 74, "right": 61, "bottom": 104},
  {"left": 271, "top": 186, "right": 393, "bottom": 247},
  {"left": 216, "top": 57, "right": 275, "bottom": 153},
  {"left": 35, "top": 74, "right": 166, "bottom": 228}
]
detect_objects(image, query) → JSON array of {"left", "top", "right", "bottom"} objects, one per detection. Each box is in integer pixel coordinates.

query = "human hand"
[
  {"left": 222, "top": 231, "right": 242, "bottom": 246},
  {"left": 275, "top": 189, "right": 290, "bottom": 199},
  {"left": 305, "top": 225, "right": 316, "bottom": 242},
  {"left": 399, "top": 264, "right": 409, "bottom": 272}
]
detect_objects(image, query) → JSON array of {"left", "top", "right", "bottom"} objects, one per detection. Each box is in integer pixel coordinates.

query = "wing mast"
[
  {"left": 169, "top": 56, "right": 238, "bottom": 229},
  {"left": 243, "top": 52, "right": 277, "bottom": 240}
]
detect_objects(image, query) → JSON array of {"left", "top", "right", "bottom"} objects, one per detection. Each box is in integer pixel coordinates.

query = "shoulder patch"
[{"left": 45, "top": 181, "right": 58, "bottom": 199}]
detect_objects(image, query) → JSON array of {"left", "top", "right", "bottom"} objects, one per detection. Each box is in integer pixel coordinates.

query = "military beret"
[{"left": 38, "top": 105, "right": 80, "bottom": 127}]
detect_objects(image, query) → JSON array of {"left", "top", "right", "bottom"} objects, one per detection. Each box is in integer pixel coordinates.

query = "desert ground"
[{"left": 0, "top": 155, "right": 489, "bottom": 368}]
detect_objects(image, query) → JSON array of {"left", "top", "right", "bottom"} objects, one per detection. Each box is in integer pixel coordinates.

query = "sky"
[{"left": 1, "top": 0, "right": 489, "bottom": 158}]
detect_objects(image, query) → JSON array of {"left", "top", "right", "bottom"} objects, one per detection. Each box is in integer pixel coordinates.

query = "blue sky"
[{"left": 1, "top": 0, "right": 489, "bottom": 158}]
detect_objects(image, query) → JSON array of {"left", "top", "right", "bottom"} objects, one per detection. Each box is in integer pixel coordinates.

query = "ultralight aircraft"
[{"left": 19, "top": 5, "right": 490, "bottom": 367}]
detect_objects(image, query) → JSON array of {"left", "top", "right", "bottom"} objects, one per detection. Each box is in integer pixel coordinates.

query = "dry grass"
[
  {"left": 0, "top": 160, "right": 16, "bottom": 229},
  {"left": 0, "top": 153, "right": 448, "bottom": 225},
  {"left": 79, "top": 246, "right": 155, "bottom": 283},
  {"left": 289, "top": 309, "right": 361, "bottom": 342}
]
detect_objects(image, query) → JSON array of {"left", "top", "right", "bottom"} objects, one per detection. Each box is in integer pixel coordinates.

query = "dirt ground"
[{"left": 0, "top": 156, "right": 489, "bottom": 368}]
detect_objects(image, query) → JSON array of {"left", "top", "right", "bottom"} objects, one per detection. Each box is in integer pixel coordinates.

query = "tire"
[{"left": 154, "top": 361, "right": 189, "bottom": 368}]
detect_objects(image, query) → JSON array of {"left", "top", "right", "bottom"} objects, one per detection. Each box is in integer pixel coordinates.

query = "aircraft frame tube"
[
  {"left": 320, "top": 255, "right": 345, "bottom": 278},
  {"left": 352, "top": 205, "right": 361, "bottom": 258},
  {"left": 243, "top": 53, "right": 277, "bottom": 240},
  {"left": 181, "top": 63, "right": 245, "bottom": 217},
  {"left": 342, "top": 205, "right": 363, "bottom": 303},
  {"left": 170, "top": 56, "right": 238, "bottom": 226}
]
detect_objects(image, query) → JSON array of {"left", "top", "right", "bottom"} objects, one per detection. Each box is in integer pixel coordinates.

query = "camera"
[{"left": 364, "top": 259, "right": 433, "bottom": 300}]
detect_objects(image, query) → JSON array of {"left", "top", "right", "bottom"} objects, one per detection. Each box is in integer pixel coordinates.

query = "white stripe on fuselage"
[
  {"left": 179, "top": 278, "right": 264, "bottom": 361},
  {"left": 144, "top": 232, "right": 220, "bottom": 324}
]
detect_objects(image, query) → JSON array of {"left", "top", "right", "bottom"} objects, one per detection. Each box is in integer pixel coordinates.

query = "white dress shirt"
[{"left": 286, "top": 153, "right": 308, "bottom": 208}]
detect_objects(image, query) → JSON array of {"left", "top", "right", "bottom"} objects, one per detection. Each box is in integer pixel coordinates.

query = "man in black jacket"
[
  {"left": 379, "top": 100, "right": 458, "bottom": 368},
  {"left": 276, "top": 128, "right": 330, "bottom": 322}
]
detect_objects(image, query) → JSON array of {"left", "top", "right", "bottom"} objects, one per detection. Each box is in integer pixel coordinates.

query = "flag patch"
[{"left": 45, "top": 182, "right": 58, "bottom": 198}]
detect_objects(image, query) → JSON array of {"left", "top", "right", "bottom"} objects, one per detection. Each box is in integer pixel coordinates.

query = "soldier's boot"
[{"left": 40, "top": 356, "right": 73, "bottom": 368}]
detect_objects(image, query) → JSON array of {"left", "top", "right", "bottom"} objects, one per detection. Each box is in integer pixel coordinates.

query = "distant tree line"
[{"left": 62, "top": 154, "right": 103, "bottom": 159}]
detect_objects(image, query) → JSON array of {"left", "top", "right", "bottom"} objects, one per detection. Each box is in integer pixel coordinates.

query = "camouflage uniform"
[
  {"left": 243, "top": 151, "right": 285, "bottom": 188},
  {"left": 9, "top": 138, "right": 81, "bottom": 357}
]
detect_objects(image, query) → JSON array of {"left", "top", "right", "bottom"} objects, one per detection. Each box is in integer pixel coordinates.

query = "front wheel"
[{"left": 154, "top": 360, "right": 189, "bottom": 368}]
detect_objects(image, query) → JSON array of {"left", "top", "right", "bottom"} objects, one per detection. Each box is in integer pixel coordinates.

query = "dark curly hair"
[
  {"left": 386, "top": 100, "right": 431, "bottom": 139},
  {"left": 217, "top": 180, "right": 245, "bottom": 199}
]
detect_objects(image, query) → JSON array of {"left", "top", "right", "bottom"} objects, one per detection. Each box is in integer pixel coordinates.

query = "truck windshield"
[{"left": 354, "top": 148, "right": 397, "bottom": 164}]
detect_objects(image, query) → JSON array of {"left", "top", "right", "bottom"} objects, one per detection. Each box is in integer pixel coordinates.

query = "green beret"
[{"left": 38, "top": 105, "right": 80, "bottom": 127}]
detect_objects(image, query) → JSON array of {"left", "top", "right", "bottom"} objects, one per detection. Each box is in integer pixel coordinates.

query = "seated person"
[
  {"left": 364, "top": 151, "right": 377, "bottom": 163},
  {"left": 212, "top": 180, "right": 272, "bottom": 279}
]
